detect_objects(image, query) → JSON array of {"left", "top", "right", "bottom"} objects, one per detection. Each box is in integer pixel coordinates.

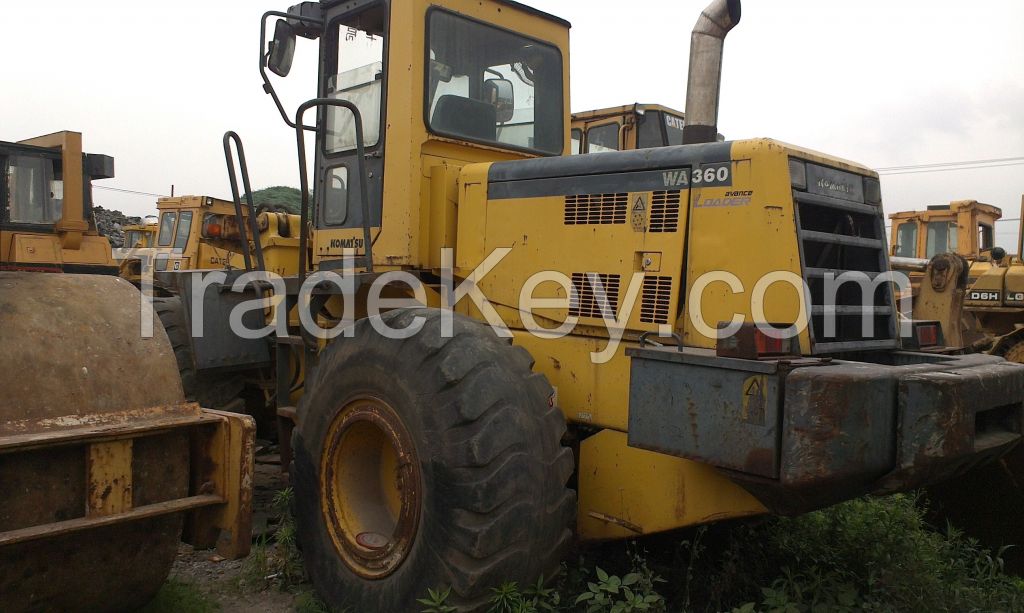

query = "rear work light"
[
  {"left": 717, "top": 322, "right": 801, "bottom": 360},
  {"left": 903, "top": 320, "right": 945, "bottom": 350}
]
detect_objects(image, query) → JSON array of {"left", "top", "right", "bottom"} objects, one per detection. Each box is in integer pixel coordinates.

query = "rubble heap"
[{"left": 93, "top": 206, "right": 142, "bottom": 248}]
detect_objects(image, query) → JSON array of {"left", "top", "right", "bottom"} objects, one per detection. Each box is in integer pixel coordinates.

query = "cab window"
[
  {"left": 926, "top": 221, "right": 957, "bottom": 258},
  {"left": 979, "top": 223, "right": 994, "bottom": 251},
  {"left": 325, "top": 12, "right": 386, "bottom": 154},
  {"left": 637, "top": 111, "right": 664, "bottom": 149},
  {"left": 426, "top": 9, "right": 564, "bottom": 155},
  {"left": 895, "top": 222, "right": 918, "bottom": 258},
  {"left": 570, "top": 128, "right": 582, "bottom": 155},
  {"left": 173, "top": 211, "right": 193, "bottom": 250},
  {"left": 157, "top": 212, "right": 177, "bottom": 247},
  {"left": 586, "top": 123, "right": 619, "bottom": 153},
  {"left": 4, "top": 154, "right": 63, "bottom": 224}
]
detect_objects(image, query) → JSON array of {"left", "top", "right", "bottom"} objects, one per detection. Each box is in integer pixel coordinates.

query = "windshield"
[
  {"left": 895, "top": 222, "right": 918, "bottom": 258},
  {"left": 5, "top": 154, "right": 63, "bottom": 224},
  {"left": 157, "top": 212, "right": 177, "bottom": 247},
  {"left": 926, "top": 221, "right": 957, "bottom": 258},
  {"left": 426, "top": 10, "right": 563, "bottom": 155},
  {"left": 325, "top": 9, "right": 387, "bottom": 154},
  {"left": 173, "top": 211, "right": 193, "bottom": 250}
]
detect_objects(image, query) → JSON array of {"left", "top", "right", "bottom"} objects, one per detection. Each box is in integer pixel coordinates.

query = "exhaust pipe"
[{"left": 683, "top": 0, "right": 741, "bottom": 144}]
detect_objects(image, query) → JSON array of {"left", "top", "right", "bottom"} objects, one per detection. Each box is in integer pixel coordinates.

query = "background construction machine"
[
  {"left": 117, "top": 216, "right": 158, "bottom": 285},
  {"left": 148, "top": 193, "right": 300, "bottom": 426},
  {"left": 892, "top": 197, "right": 1024, "bottom": 360},
  {"left": 571, "top": 103, "right": 689, "bottom": 154},
  {"left": 890, "top": 200, "right": 1003, "bottom": 262},
  {"left": 153, "top": 0, "right": 1024, "bottom": 610},
  {"left": 0, "top": 131, "right": 255, "bottom": 611}
]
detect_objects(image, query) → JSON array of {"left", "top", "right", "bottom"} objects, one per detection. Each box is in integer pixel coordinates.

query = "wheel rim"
[{"left": 320, "top": 396, "right": 421, "bottom": 578}]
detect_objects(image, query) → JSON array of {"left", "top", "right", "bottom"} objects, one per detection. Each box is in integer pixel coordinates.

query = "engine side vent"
[
  {"left": 649, "top": 190, "right": 681, "bottom": 232},
  {"left": 569, "top": 272, "right": 621, "bottom": 319},
  {"left": 640, "top": 276, "right": 673, "bottom": 324},
  {"left": 564, "top": 193, "right": 628, "bottom": 225}
]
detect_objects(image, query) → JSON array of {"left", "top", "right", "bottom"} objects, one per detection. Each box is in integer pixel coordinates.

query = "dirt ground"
[{"left": 166, "top": 447, "right": 309, "bottom": 612}]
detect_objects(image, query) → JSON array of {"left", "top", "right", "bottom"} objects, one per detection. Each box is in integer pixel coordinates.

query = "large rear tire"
[{"left": 292, "top": 308, "right": 576, "bottom": 611}]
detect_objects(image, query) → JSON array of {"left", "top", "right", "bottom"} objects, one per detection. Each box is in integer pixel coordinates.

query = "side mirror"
[
  {"left": 483, "top": 78, "right": 515, "bottom": 123},
  {"left": 267, "top": 20, "right": 297, "bottom": 78}
]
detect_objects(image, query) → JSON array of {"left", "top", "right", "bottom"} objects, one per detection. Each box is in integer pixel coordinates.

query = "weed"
[
  {"left": 294, "top": 589, "right": 333, "bottom": 613},
  {"left": 140, "top": 580, "right": 220, "bottom": 613},
  {"left": 241, "top": 487, "right": 305, "bottom": 591},
  {"left": 417, "top": 586, "right": 457, "bottom": 613}
]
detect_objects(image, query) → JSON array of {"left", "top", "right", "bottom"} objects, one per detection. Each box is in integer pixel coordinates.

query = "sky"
[{"left": 4, "top": 0, "right": 1023, "bottom": 246}]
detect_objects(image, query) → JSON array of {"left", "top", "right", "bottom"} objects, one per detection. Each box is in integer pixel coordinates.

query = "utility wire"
[
  {"left": 876, "top": 156, "right": 1024, "bottom": 176},
  {"left": 879, "top": 161, "right": 1024, "bottom": 176},
  {"left": 93, "top": 185, "right": 169, "bottom": 198},
  {"left": 876, "top": 156, "right": 1024, "bottom": 172}
]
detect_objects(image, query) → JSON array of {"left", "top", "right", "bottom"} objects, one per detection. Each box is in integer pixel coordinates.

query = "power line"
[
  {"left": 876, "top": 156, "right": 1024, "bottom": 172},
  {"left": 879, "top": 161, "right": 1024, "bottom": 176},
  {"left": 93, "top": 185, "right": 168, "bottom": 198}
]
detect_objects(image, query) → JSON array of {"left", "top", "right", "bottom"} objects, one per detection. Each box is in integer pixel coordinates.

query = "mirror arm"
[{"left": 260, "top": 10, "right": 323, "bottom": 131}]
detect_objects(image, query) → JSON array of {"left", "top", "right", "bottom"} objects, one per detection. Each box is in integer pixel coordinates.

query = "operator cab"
[{"left": 261, "top": 0, "right": 569, "bottom": 267}]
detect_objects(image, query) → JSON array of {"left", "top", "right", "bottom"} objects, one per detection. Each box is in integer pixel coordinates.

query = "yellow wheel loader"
[
  {"left": 0, "top": 132, "right": 255, "bottom": 611},
  {"left": 156, "top": 0, "right": 1024, "bottom": 609}
]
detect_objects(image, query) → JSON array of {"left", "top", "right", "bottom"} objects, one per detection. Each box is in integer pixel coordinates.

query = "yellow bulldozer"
[
  {"left": 891, "top": 197, "right": 1024, "bottom": 359},
  {"left": 148, "top": 0, "right": 1024, "bottom": 610},
  {"left": 117, "top": 215, "right": 157, "bottom": 285},
  {"left": 0, "top": 131, "right": 255, "bottom": 611},
  {"left": 150, "top": 194, "right": 300, "bottom": 281}
]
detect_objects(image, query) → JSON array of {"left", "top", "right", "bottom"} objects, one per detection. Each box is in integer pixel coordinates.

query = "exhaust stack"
[{"left": 683, "top": 0, "right": 741, "bottom": 144}]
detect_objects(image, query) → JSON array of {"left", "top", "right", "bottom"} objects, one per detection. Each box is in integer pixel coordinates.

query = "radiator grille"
[
  {"left": 649, "top": 190, "right": 681, "bottom": 233},
  {"left": 640, "top": 276, "right": 673, "bottom": 324},
  {"left": 569, "top": 272, "right": 621, "bottom": 319},
  {"left": 794, "top": 185, "right": 897, "bottom": 353},
  {"left": 564, "top": 193, "right": 628, "bottom": 225}
]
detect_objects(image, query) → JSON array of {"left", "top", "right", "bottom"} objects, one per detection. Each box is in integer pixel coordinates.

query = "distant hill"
[{"left": 247, "top": 186, "right": 304, "bottom": 214}]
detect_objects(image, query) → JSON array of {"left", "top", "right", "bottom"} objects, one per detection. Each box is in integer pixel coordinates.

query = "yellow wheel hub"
[{"left": 320, "top": 397, "right": 421, "bottom": 578}]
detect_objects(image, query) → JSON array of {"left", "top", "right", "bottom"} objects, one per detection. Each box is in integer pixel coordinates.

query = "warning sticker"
[{"left": 631, "top": 194, "right": 647, "bottom": 232}]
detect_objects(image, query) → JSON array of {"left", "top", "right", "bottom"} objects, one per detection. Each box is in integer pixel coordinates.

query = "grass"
[
  {"left": 416, "top": 494, "right": 1024, "bottom": 612},
  {"left": 140, "top": 580, "right": 220, "bottom": 613}
]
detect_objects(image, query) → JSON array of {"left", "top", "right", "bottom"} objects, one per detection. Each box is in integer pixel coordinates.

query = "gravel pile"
[{"left": 94, "top": 206, "right": 142, "bottom": 247}]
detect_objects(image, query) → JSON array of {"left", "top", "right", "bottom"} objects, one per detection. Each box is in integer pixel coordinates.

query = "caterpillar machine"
[
  {"left": 891, "top": 198, "right": 1024, "bottom": 359},
  {"left": 117, "top": 215, "right": 158, "bottom": 285},
  {"left": 156, "top": 0, "right": 1024, "bottom": 609},
  {"left": 0, "top": 132, "right": 254, "bottom": 611},
  {"left": 147, "top": 192, "right": 300, "bottom": 424},
  {"left": 149, "top": 194, "right": 300, "bottom": 284},
  {"left": 571, "top": 103, "right": 689, "bottom": 154}
]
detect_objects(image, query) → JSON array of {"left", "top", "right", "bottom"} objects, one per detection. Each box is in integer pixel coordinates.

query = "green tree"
[{"left": 246, "top": 186, "right": 304, "bottom": 214}]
